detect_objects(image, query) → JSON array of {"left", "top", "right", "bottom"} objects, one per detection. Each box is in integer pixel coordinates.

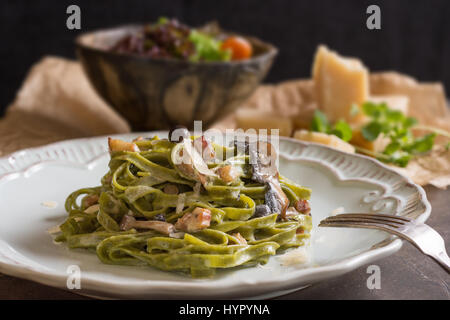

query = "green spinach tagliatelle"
[{"left": 55, "top": 136, "right": 312, "bottom": 277}]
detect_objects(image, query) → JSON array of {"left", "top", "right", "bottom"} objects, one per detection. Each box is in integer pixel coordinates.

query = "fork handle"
[
  {"left": 412, "top": 224, "right": 450, "bottom": 273},
  {"left": 429, "top": 250, "right": 450, "bottom": 273}
]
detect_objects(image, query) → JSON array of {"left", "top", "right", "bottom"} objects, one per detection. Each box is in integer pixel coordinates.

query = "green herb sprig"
[
  {"left": 311, "top": 110, "right": 353, "bottom": 142},
  {"left": 310, "top": 102, "right": 450, "bottom": 168},
  {"left": 359, "top": 102, "right": 436, "bottom": 167}
]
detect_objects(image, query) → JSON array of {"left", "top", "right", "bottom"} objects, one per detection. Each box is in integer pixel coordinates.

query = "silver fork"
[{"left": 319, "top": 213, "right": 450, "bottom": 273}]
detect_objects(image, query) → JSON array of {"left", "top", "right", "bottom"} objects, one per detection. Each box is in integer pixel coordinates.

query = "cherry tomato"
[{"left": 221, "top": 36, "right": 253, "bottom": 60}]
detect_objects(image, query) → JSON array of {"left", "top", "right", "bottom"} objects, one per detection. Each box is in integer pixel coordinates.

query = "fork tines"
[{"left": 319, "top": 213, "right": 411, "bottom": 229}]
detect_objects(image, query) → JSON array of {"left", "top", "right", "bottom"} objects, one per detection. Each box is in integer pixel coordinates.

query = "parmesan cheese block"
[
  {"left": 312, "top": 45, "right": 369, "bottom": 124},
  {"left": 235, "top": 108, "right": 293, "bottom": 137},
  {"left": 293, "top": 129, "right": 355, "bottom": 153}
]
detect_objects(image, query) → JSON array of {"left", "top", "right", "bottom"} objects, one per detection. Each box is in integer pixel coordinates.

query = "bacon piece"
[
  {"left": 108, "top": 137, "right": 140, "bottom": 153},
  {"left": 232, "top": 232, "right": 247, "bottom": 245},
  {"left": 132, "top": 136, "right": 144, "bottom": 142},
  {"left": 175, "top": 207, "right": 211, "bottom": 232},
  {"left": 217, "top": 165, "right": 241, "bottom": 183},
  {"left": 294, "top": 199, "right": 311, "bottom": 215},
  {"left": 81, "top": 194, "right": 99, "bottom": 209}
]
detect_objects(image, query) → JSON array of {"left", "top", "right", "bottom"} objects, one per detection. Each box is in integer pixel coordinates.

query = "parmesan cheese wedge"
[
  {"left": 293, "top": 129, "right": 355, "bottom": 153},
  {"left": 235, "top": 108, "right": 293, "bottom": 137},
  {"left": 279, "top": 247, "right": 310, "bottom": 266},
  {"left": 312, "top": 45, "right": 369, "bottom": 124}
]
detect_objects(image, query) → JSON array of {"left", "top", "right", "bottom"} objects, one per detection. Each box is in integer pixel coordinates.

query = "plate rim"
[{"left": 0, "top": 132, "right": 431, "bottom": 298}]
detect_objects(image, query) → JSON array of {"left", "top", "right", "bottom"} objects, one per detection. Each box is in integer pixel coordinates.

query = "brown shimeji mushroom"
[
  {"left": 174, "top": 207, "right": 211, "bottom": 233},
  {"left": 236, "top": 138, "right": 290, "bottom": 220}
]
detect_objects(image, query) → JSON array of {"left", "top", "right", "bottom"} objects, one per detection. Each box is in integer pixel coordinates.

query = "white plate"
[{"left": 0, "top": 132, "right": 431, "bottom": 299}]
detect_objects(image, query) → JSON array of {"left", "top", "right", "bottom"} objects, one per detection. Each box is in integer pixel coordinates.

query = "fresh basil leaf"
[
  {"left": 389, "top": 151, "right": 411, "bottom": 168},
  {"left": 330, "top": 120, "right": 353, "bottom": 142},
  {"left": 404, "top": 117, "right": 418, "bottom": 128},
  {"left": 361, "top": 102, "right": 378, "bottom": 117},
  {"left": 396, "top": 130, "right": 414, "bottom": 146},
  {"left": 383, "top": 141, "right": 401, "bottom": 155},
  {"left": 380, "top": 121, "right": 394, "bottom": 135},
  {"left": 362, "top": 102, "right": 388, "bottom": 119},
  {"left": 362, "top": 122, "right": 382, "bottom": 141},
  {"left": 406, "top": 133, "right": 436, "bottom": 154},
  {"left": 385, "top": 109, "right": 404, "bottom": 122},
  {"left": 359, "top": 101, "right": 437, "bottom": 167},
  {"left": 311, "top": 110, "right": 330, "bottom": 133}
]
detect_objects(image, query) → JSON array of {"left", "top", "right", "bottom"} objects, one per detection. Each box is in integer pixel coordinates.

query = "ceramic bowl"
[{"left": 76, "top": 25, "right": 278, "bottom": 131}]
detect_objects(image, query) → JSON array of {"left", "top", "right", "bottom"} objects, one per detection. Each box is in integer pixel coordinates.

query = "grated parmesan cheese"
[
  {"left": 256, "top": 263, "right": 273, "bottom": 270},
  {"left": 193, "top": 182, "right": 202, "bottom": 198},
  {"left": 279, "top": 248, "right": 310, "bottom": 266},
  {"left": 176, "top": 193, "right": 186, "bottom": 214},
  {"left": 47, "top": 225, "right": 61, "bottom": 234},
  {"left": 41, "top": 201, "right": 58, "bottom": 208},
  {"left": 331, "top": 206, "right": 345, "bottom": 216}
]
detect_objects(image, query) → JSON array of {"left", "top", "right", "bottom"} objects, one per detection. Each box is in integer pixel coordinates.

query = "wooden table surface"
[{"left": 0, "top": 185, "right": 448, "bottom": 300}]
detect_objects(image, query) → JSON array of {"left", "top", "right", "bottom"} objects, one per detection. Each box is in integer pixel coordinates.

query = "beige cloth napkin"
[
  {"left": 0, "top": 57, "right": 130, "bottom": 156},
  {"left": 1, "top": 56, "right": 450, "bottom": 188}
]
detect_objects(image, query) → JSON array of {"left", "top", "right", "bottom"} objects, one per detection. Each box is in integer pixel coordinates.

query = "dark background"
[{"left": 1, "top": 0, "right": 449, "bottom": 115}]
